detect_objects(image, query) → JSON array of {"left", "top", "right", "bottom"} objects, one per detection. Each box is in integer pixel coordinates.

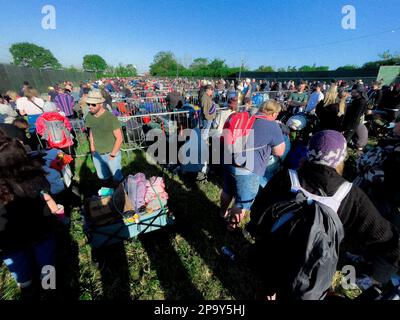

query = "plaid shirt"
[{"left": 55, "top": 93, "right": 74, "bottom": 117}]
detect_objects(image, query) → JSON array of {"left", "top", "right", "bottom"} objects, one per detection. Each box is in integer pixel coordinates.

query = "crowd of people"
[{"left": 0, "top": 74, "right": 399, "bottom": 300}]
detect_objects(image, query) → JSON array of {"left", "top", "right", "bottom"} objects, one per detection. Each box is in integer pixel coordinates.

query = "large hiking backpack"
[
  {"left": 35, "top": 112, "right": 74, "bottom": 149},
  {"left": 250, "top": 170, "right": 352, "bottom": 300}
]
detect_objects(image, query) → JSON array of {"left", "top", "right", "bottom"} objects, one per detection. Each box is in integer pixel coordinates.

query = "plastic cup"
[{"left": 55, "top": 204, "right": 65, "bottom": 220}]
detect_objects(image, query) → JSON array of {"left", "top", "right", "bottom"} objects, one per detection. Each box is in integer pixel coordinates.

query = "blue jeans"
[
  {"left": 223, "top": 165, "right": 262, "bottom": 210},
  {"left": 202, "top": 119, "right": 216, "bottom": 141},
  {"left": 92, "top": 151, "right": 124, "bottom": 182},
  {"left": 2, "top": 235, "right": 55, "bottom": 287}
]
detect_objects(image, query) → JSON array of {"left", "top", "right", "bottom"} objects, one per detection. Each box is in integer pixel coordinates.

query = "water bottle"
[{"left": 221, "top": 246, "right": 235, "bottom": 262}]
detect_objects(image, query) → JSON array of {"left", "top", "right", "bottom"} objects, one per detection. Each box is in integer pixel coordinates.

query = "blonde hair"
[
  {"left": 338, "top": 91, "right": 349, "bottom": 116},
  {"left": 260, "top": 100, "right": 282, "bottom": 115},
  {"left": 5, "top": 91, "right": 17, "bottom": 100},
  {"left": 323, "top": 85, "right": 338, "bottom": 106}
]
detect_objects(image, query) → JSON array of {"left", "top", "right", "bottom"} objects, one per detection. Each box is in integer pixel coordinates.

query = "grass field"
[
  {"left": 0, "top": 135, "right": 374, "bottom": 301},
  {"left": 0, "top": 149, "right": 259, "bottom": 300}
]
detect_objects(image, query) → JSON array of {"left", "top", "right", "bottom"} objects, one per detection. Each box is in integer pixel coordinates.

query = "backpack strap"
[
  {"left": 332, "top": 182, "right": 353, "bottom": 203},
  {"left": 288, "top": 169, "right": 302, "bottom": 192},
  {"left": 288, "top": 169, "right": 352, "bottom": 213}
]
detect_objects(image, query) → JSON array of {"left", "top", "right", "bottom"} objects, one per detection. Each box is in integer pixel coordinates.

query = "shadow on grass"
[
  {"left": 77, "top": 155, "right": 132, "bottom": 300},
  {"left": 92, "top": 243, "right": 132, "bottom": 300},
  {"left": 123, "top": 151, "right": 205, "bottom": 300},
  {"left": 124, "top": 151, "right": 257, "bottom": 299},
  {"left": 53, "top": 188, "right": 81, "bottom": 300}
]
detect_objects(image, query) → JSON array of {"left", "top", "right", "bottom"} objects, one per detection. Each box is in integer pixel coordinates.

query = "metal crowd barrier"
[{"left": 66, "top": 110, "right": 191, "bottom": 158}]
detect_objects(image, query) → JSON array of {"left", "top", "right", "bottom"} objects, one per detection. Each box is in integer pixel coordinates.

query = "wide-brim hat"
[{"left": 86, "top": 90, "right": 105, "bottom": 104}]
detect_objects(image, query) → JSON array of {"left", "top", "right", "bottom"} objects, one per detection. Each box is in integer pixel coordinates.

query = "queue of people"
[{"left": 0, "top": 75, "right": 399, "bottom": 301}]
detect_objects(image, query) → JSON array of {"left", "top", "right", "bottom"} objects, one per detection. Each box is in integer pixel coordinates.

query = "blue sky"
[{"left": 0, "top": 0, "right": 399, "bottom": 73}]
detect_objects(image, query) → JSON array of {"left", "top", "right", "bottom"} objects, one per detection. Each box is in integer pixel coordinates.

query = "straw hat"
[{"left": 86, "top": 90, "right": 105, "bottom": 104}]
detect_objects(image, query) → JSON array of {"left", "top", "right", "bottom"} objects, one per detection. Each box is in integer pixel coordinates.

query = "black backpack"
[{"left": 249, "top": 170, "right": 352, "bottom": 300}]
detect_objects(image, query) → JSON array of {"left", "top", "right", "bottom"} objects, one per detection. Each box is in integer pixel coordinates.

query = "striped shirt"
[{"left": 55, "top": 93, "right": 74, "bottom": 117}]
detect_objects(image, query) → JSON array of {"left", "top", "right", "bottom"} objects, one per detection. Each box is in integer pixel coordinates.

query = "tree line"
[
  {"left": 8, "top": 42, "right": 137, "bottom": 78},
  {"left": 8, "top": 42, "right": 400, "bottom": 78}
]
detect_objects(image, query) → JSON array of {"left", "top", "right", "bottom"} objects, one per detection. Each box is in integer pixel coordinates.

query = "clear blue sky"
[{"left": 0, "top": 0, "right": 399, "bottom": 73}]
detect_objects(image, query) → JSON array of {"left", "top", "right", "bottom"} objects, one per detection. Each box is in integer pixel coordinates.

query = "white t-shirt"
[
  {"left": 305, "top": 92, "right": 324, "bottom": 113},
  {"left": 16, "top": 97, "right": 45, "bottom": 115}
]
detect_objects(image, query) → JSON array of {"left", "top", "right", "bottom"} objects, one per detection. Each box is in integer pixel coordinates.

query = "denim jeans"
[
  {"left": 92, "top": 151, "right": 124, "bottom": 182},
  {"left": 202, "top": 119, "right": 216, "bottom": 141},
  {"left": 2, "top": 235, "right": 55, "bottom": 287},
  {"left": 223, "top": 165, "right": 262, "bottom": 210}
]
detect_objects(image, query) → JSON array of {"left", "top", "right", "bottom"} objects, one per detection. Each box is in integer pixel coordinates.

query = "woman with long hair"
[
  {"left": 315, "top": 85, "right": 345, "bottom": 131},
  {"left": 0, "top": 135, "right": 61, "bottom": 299}
]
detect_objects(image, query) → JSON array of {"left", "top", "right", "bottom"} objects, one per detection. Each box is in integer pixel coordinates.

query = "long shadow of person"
[
  {"left": 91, "top": 243, "right": 132, "bottom": 300},
  {"left": 128, "top": 151, "right": 257, "bottom": 300},
  {"left": 49, "top": 156, "right": 87, "bottom": 300},
  {"left": 123, "top": 151, "right": 204, "bottom": 300},
  {"left": 77, "top": 155, "right": 132, "bottom": 300},
  {"left": 77, "top": 155, "right": 102, "bottom": 198}
]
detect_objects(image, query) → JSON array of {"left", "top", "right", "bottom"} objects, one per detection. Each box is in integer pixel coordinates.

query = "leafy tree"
[
  {"left": 378, "top": 50, "right": 393, "bottom": 60},
  {"left": 255, "top": 65, "right": 275, "bottom": 72},
  {"left": 126, "top": 64, "right": 137, "bottom": 76},
  {"left": 149, "top": 51, "right": 184, "bottom": 76},
  {"left": 336, "top": 65, "right": 359, "bottom": 71},
  {"left": 207, "top": 59, "right": 227, "bottom": 77},
  {"left": 298, "top": 64, "right": 329, "bottom": 72},
  {"left": 9, "top": 42, "right": 61, "bottom": 69},
  {"left": 82, "top": 54, "right": 108, "bottom": 73},
  {"left": 277, "top": 67, "right": 287, "bottom": 72},
  {"left": 189, "top": 58, "right": 209, "bottom": 71},
  {"left": 362, "top": 52, "right": 400, "bottom": 69},
  {"left": 115, "top": 63, "right": 137, "bottom": 77}
]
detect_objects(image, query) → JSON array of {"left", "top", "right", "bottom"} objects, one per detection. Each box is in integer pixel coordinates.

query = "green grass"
[
  {"left": 1, "top": 139, "right": 378, "bottom": 300},
  {"left": 0, "top": 149, "right": 258, "bottom": 300}
]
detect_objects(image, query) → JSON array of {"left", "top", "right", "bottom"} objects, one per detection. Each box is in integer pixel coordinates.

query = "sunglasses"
[{"left": 87, "top": 103, "right": 98, "bottom": 107}]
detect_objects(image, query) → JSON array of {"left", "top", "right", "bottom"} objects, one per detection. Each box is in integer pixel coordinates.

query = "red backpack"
[
  {"left": 222, "top": 111, "right": 268, "bottom": 146},
  {"left": 221, "top": 111, "right": 268, "bottom": 166}
]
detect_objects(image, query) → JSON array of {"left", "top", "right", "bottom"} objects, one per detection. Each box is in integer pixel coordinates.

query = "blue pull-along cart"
[{"left": 83, "top": 185, "right": 174, "bottom": 249}]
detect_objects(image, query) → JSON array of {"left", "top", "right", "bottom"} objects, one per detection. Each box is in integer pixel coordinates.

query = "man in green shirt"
[
  {"left": 287, "top": 81, "right": 308, "bottom": 114},
  {"left": 85, "top": 90, "right": 124, "bottom": 184}
]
